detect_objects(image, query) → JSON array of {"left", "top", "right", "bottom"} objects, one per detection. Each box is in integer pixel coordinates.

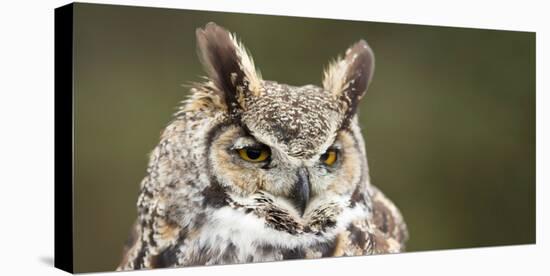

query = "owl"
[{"left": 117, "top": 22, "right": 408, "bottom": 270}]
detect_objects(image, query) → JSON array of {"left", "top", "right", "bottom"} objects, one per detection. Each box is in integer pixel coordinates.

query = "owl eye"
[
  {"left": 237, "top": 147, "right": 270, "bottom": 162},
  {"left": 320, "top": 149, "right": 338, "bottom": 166}
]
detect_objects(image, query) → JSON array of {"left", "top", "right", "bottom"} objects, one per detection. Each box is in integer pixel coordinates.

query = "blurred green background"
[{"left": 73, "top": 3, "right": 535, "bottom": 273}]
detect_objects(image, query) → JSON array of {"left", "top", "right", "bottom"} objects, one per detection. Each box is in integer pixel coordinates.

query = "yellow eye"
[
  {"left": 237, "top": 147, "right": 270, "bottom": 162},
  {"left": 320, "top": 149, "right": 338, "bottom": 166}
]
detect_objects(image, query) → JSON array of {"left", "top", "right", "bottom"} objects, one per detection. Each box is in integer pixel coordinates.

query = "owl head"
[{"left": 167, "top": 23, "right": 375, "bottom": 241}]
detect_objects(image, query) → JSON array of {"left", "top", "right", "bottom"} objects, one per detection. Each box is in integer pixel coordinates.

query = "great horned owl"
[{"left": 118, "top": 22, "right": 408, "bottom": 271}]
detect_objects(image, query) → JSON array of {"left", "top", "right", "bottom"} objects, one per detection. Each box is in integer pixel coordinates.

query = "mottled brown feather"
[
  {"left": 118, "top": 220, "right": 141, "bottom": 269},
  {"left": 370, "top": 185, "right": 409, "bottom": 251}
]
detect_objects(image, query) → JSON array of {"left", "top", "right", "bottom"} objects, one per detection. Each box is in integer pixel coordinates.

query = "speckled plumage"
[{"left": 117, "top": 22, "right": 408, "bottom": 271}]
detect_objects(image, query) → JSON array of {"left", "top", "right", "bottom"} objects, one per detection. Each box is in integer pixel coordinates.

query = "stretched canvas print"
[{"left": 55, "top": 2, "right": 536, "bottom": 274}]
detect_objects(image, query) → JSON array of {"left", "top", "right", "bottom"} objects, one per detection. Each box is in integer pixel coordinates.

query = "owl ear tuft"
[
  {"left": 323, "top": 40, "right": 375, "bottom": 125},
  {"left": 196, "top": 22, "right": 262, "bottom": 117}
]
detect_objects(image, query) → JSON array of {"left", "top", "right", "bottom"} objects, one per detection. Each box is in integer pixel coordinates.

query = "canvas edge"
[{"left": 54, "top": 2, "right": 75, "bottom": 274}]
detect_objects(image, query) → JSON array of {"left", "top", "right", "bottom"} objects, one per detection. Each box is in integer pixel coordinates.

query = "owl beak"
[{"left": 291, "top": 167, "right": 311, "bottom": 217}]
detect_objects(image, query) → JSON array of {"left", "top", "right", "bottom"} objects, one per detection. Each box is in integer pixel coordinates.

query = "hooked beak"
[{"left": 291, "top": 167, "right": 311, "bottom": 216}]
